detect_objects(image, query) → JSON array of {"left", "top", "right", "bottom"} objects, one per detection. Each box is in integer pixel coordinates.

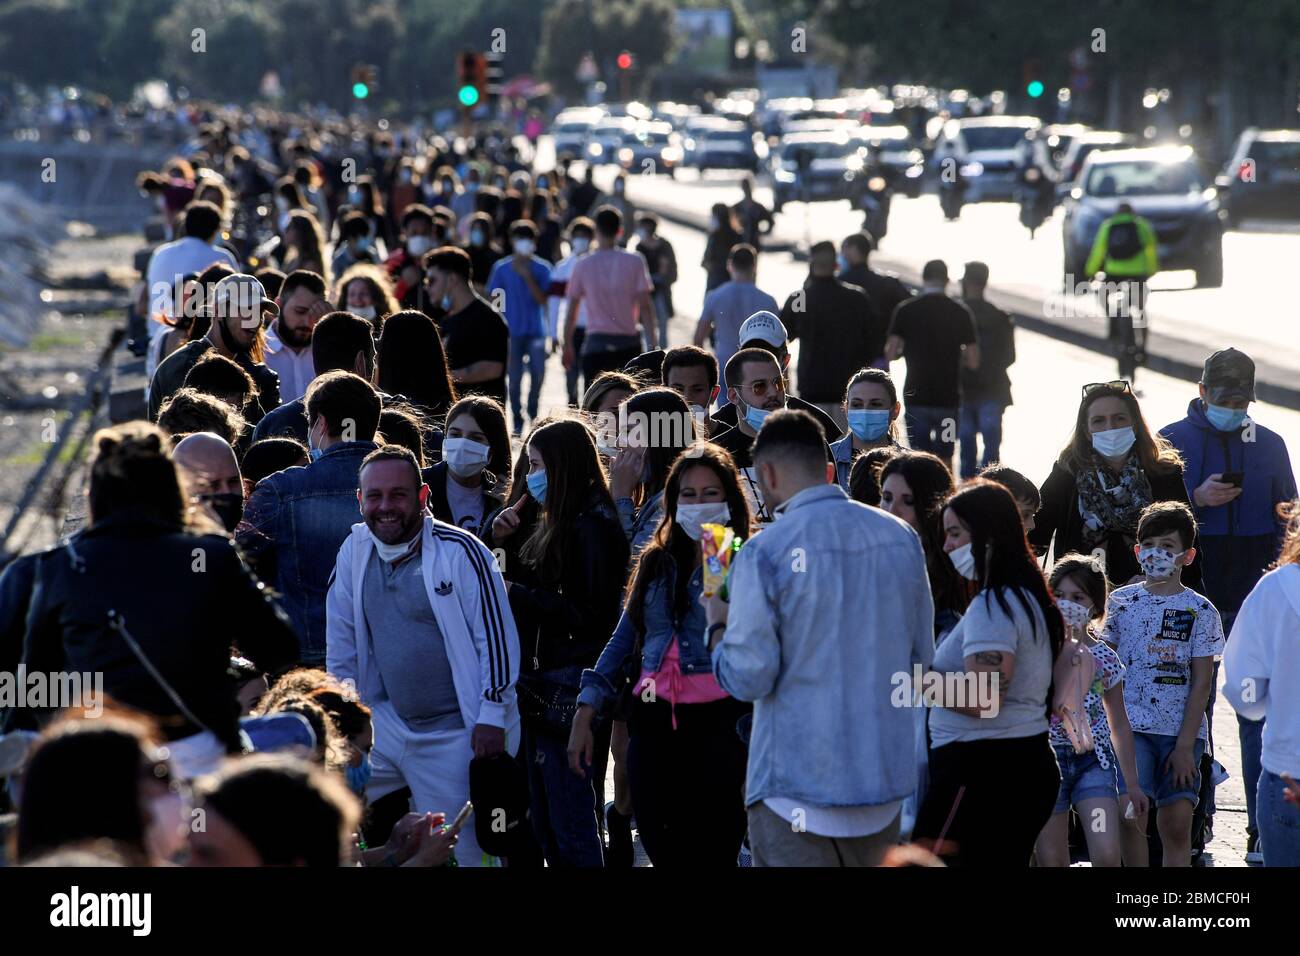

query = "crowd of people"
[{"left": 1, "top": 107, "right": 1299, "bottom": 870}]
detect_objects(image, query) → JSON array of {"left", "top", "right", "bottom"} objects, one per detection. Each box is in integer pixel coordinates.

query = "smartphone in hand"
[
  {"left": 448, "top": 801, "right": 474, "bottom": 836},
  {"left": 1221, "top": 471, "right": 1244, "bottom": 488}
]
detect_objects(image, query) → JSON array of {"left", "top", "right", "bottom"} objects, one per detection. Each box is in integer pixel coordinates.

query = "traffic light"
[
  {"left": 1023, "top": 59, "right": 1044, "bottom": 99},
  {"left": 350, "top": 63, "right": 378, "bottom": 100},
  {"left": 457, "top": 50, "right": 487, "bottom": 110},
  {"left": 617, "top": 51, "right": 633, "bottom": 71}
]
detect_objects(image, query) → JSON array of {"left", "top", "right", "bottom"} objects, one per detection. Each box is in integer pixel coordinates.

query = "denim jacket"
[
  {"left": 238, "top": 440, "right": 379, "bottom": 664},
  {"left": 615, "top": 489, "right": 665, "bottom": 555},
  {"left": 711, "top": 483, "right": 935, "bottom": 808},
  {"left": 577, "top": 558, "right": 709, "bottom": 715}
]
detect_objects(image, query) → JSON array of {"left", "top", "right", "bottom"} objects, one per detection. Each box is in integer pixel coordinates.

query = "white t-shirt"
[
  {"left": 547, "top": 253, "right": 590, "bottom": 337},
  {"left": 1225, "top": 565, "right": 1300, "bottom": 777},
  {"left": 145, "top": 236, "right": 239, "bottom": 333},
  {"left": 1101, "top": 583, "right": 1225, "bottom": 741}
]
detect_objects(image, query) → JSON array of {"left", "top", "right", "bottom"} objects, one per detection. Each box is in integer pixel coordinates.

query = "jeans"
[
  {"left": 522, "top": 666, "right": 605, "bottom": 867},
  {"left": 1239, "top": 714, "right": 1265, "bottom": 837},
  {"left": 566, "top": 327, "right": 586, "bottom": 405},
  {"left": 508, "top": 334, "right": 546, "bottom": 428},
  {"left": 1258, "top": 769, "right": 1300, "bottom": 867},
  {"left": 958, "top": 400, "right": 1005, "bottom": 479},
  {"left": 525, "top": 723, "right": 606, "bottom": 867},
  {"left": 1053, "top": 746, "right": 1119, "bottom": 813},
  {"left": 653, "top": 290, "right": 672, "bottom": 350},
  {"left": 904, "top": 406, "right": 959, "bottom": 461}
]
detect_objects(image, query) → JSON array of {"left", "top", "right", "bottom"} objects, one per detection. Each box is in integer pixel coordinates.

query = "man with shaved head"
[{"left": 174, "top": 431, "right": 245, "bottom": 533}]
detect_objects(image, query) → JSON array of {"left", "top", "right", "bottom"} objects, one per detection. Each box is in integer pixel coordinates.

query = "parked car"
[
  {"left": 1216, "top": 128, "right": 1300, "bottom": 227},
  {"left": 1061, "top": 145, "right": 1225, "bottom": 287}
]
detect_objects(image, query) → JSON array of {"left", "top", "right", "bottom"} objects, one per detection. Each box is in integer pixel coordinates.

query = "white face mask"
[
  {"left": 372, "top": 530, "right": 419, "bottom": 562},
  {"left": 513, "top": 238, "right": 535, "bottom": 257},
  {"left": 571, "top": 237, "right": 591, "bottom": 254},
  {"left": 145, "top": 791, "right": 188, "bottom": 862},
  {"left": 948, "top": 542, "right": 978, "bottom": 580},
  {"left": 1091, "top": 425, "right": 1136, "bottom": 458},
  {"left": 676, "top": 502, "right": 731, "bottom": 541},
  {"left": 443, "top": 437, "right": 491, "bottom": 479},
  {"left": 1137, "top": 546, "right": 1181, "bottom": 579},
  {"left": 406, "top": 235, "right": 433, "bottom": 258},
  {"left": 1057, "top": 598, "right": 1092, "bottom": 631},
  {"left": 351, "top": 304, "right": 377, "bottom": 321}
]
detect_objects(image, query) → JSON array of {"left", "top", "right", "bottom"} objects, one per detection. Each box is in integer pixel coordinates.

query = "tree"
[{"left": 535, "top": 0, "right": 675, "bottom": 99}]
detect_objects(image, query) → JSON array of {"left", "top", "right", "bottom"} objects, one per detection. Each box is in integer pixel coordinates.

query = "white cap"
[
  {"left": 212, "top": 273, "right": 278, "bottom": 321},
  {"left": 739, "top": 310, "right": 787, "bottom": 348}
]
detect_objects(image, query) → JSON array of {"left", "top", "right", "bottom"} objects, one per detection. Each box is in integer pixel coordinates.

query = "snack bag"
[{"left": 701, "top": 523, "right": 743, "bottom": 598}]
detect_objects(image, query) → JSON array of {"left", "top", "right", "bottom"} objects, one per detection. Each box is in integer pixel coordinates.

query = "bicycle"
[{"left": 1097, "top": 274, "right": 1149, "bottom": 384}]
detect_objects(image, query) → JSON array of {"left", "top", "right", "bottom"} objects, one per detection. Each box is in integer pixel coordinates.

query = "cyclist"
[{"left": 1085, "top": 202, "right": 1159, "bottom": 384}]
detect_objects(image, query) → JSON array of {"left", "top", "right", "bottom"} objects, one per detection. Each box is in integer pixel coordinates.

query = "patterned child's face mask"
[
  {"left": 1137, "top": 546, "right": 1181, "bottom": 579},
  {"left": 1057, "top": 598, "right": 1092, "bottom": 631}
]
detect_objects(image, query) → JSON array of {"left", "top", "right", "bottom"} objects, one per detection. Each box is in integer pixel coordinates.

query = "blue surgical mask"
[
  {"left": 742, "top": 400, "right": 771, "bottom": 433},
  {"left": 1091, "top": 425, "right": 1136, "bottom": 459},
  {"left": 526, "top": 469, "right": 548, "bottom": 504},
  {"left": 837, "top": 253, "right": 849, "bottom": 274},
  {"left": 346, "top": 753, "right": 372, "bottom": 796},
  {"left": 440, "top": 292, "right": 453, "bottom": 311},
  {"left": 1205, "top": 403, "right": 1248, "bottom": 432},
  {"left": 847, "top": 408, "right": 891, "bottom": 442},
  {"left": 308, "top": 420, "right": 325, "bottom": 462}
]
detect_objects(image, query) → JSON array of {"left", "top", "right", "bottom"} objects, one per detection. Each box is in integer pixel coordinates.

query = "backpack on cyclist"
[{"left": 1106, "top": 219, "right": 1142, "bottom": 260}]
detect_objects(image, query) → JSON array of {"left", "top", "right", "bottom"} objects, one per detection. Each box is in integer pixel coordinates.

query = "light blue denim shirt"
[
  {"left": 712, "top": 483, "right": 935, "bottom": 808},
  {"left": 615, "top": 489, "right": 665, "bottom": 556}
]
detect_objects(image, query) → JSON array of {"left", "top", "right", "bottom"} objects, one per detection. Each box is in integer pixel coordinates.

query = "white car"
[
  {"left": 932, "top": 115, "right": 1041, "bottom": 202},
  {"left": 552, "top": 109, "right": 603, "bottom": 161},
  {"left": 586, "top": 117, "right": 637, "bottom": 165}
]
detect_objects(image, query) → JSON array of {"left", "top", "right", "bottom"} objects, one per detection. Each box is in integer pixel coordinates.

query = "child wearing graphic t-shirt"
[{"left": 1101, "top": 501, "right": 1224, "bottom": 868}]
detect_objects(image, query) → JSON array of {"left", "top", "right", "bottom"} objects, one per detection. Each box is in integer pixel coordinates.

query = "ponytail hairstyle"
[{"left": 88, "top": 422, "right": 185, "bottom": 529}]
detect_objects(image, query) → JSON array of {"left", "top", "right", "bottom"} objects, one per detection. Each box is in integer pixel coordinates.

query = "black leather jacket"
[{"left": 4, "top": 510, "right": 299, "bottom": 751}]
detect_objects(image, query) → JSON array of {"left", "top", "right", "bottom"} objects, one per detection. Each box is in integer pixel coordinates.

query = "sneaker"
[{"left": 1246, "top": 831, "right": 1263, "bottom": 865}]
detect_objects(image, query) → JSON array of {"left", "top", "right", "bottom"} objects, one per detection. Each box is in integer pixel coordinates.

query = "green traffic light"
[
  {"left": 1026, "top": 80, "right": 1045, "bottom": 98},
  {"left": 458, "top": 85, "right": 480, "bottom": 107},
  {"left": 352, "top": 82, "right": 369, "bottom": 99}
]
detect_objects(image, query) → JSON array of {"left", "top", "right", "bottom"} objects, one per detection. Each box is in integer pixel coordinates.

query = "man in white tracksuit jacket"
[{"left": 327, "top": 446, "right": 520, "bottom": 866}]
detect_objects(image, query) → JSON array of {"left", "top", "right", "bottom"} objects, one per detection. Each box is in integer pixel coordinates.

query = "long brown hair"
[
  {"left": 1275, "top": 500, "right": 1300, "bottom": 568},
  {"left": 519, "top": 418, "right": 614, "bottom": 582},
  {"left": 334, "top": 263, "right": 398, "bottom": 334},
  {"left": 1058, "top": 383, "right": 1182, "bottom": 476},
  {"left": 623, "top": 442, "right": 752, "bottom": 635},
  {"left": 879, "top": 451, "right": 970, "bottom": 616}
]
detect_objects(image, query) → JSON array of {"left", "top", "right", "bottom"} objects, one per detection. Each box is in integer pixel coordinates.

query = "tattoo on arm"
[{"left": 974, "top": 651, "right": 1004, "bottom": 666}]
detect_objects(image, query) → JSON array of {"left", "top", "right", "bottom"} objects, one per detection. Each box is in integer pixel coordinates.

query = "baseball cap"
[
  {"left": 1201, "top": 348, "right": 1255, "bottom": 404},
  {"left": 739, "top": 310, "right": 787, "bottom": 348},
  {"left": 212, "top": 273, "right": 279, "bottom": 322}
]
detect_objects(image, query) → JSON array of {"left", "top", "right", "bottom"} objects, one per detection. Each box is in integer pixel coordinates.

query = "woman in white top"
[
  {"left": 1224, "top": 501, "right": 1300, "bottom": 867},
  {"left": 913, "top": 479, "right": 1064, "bottom": 867}
]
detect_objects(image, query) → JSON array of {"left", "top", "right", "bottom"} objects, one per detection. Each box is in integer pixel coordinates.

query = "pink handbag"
[{"left": 1052, "top": 639, "right": 1096, "bottom": 754}]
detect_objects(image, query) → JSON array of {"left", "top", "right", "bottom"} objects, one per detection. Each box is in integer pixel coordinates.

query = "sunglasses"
[{"left": 1081, "top": 380, "right": 1132, "bottom": 398}]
